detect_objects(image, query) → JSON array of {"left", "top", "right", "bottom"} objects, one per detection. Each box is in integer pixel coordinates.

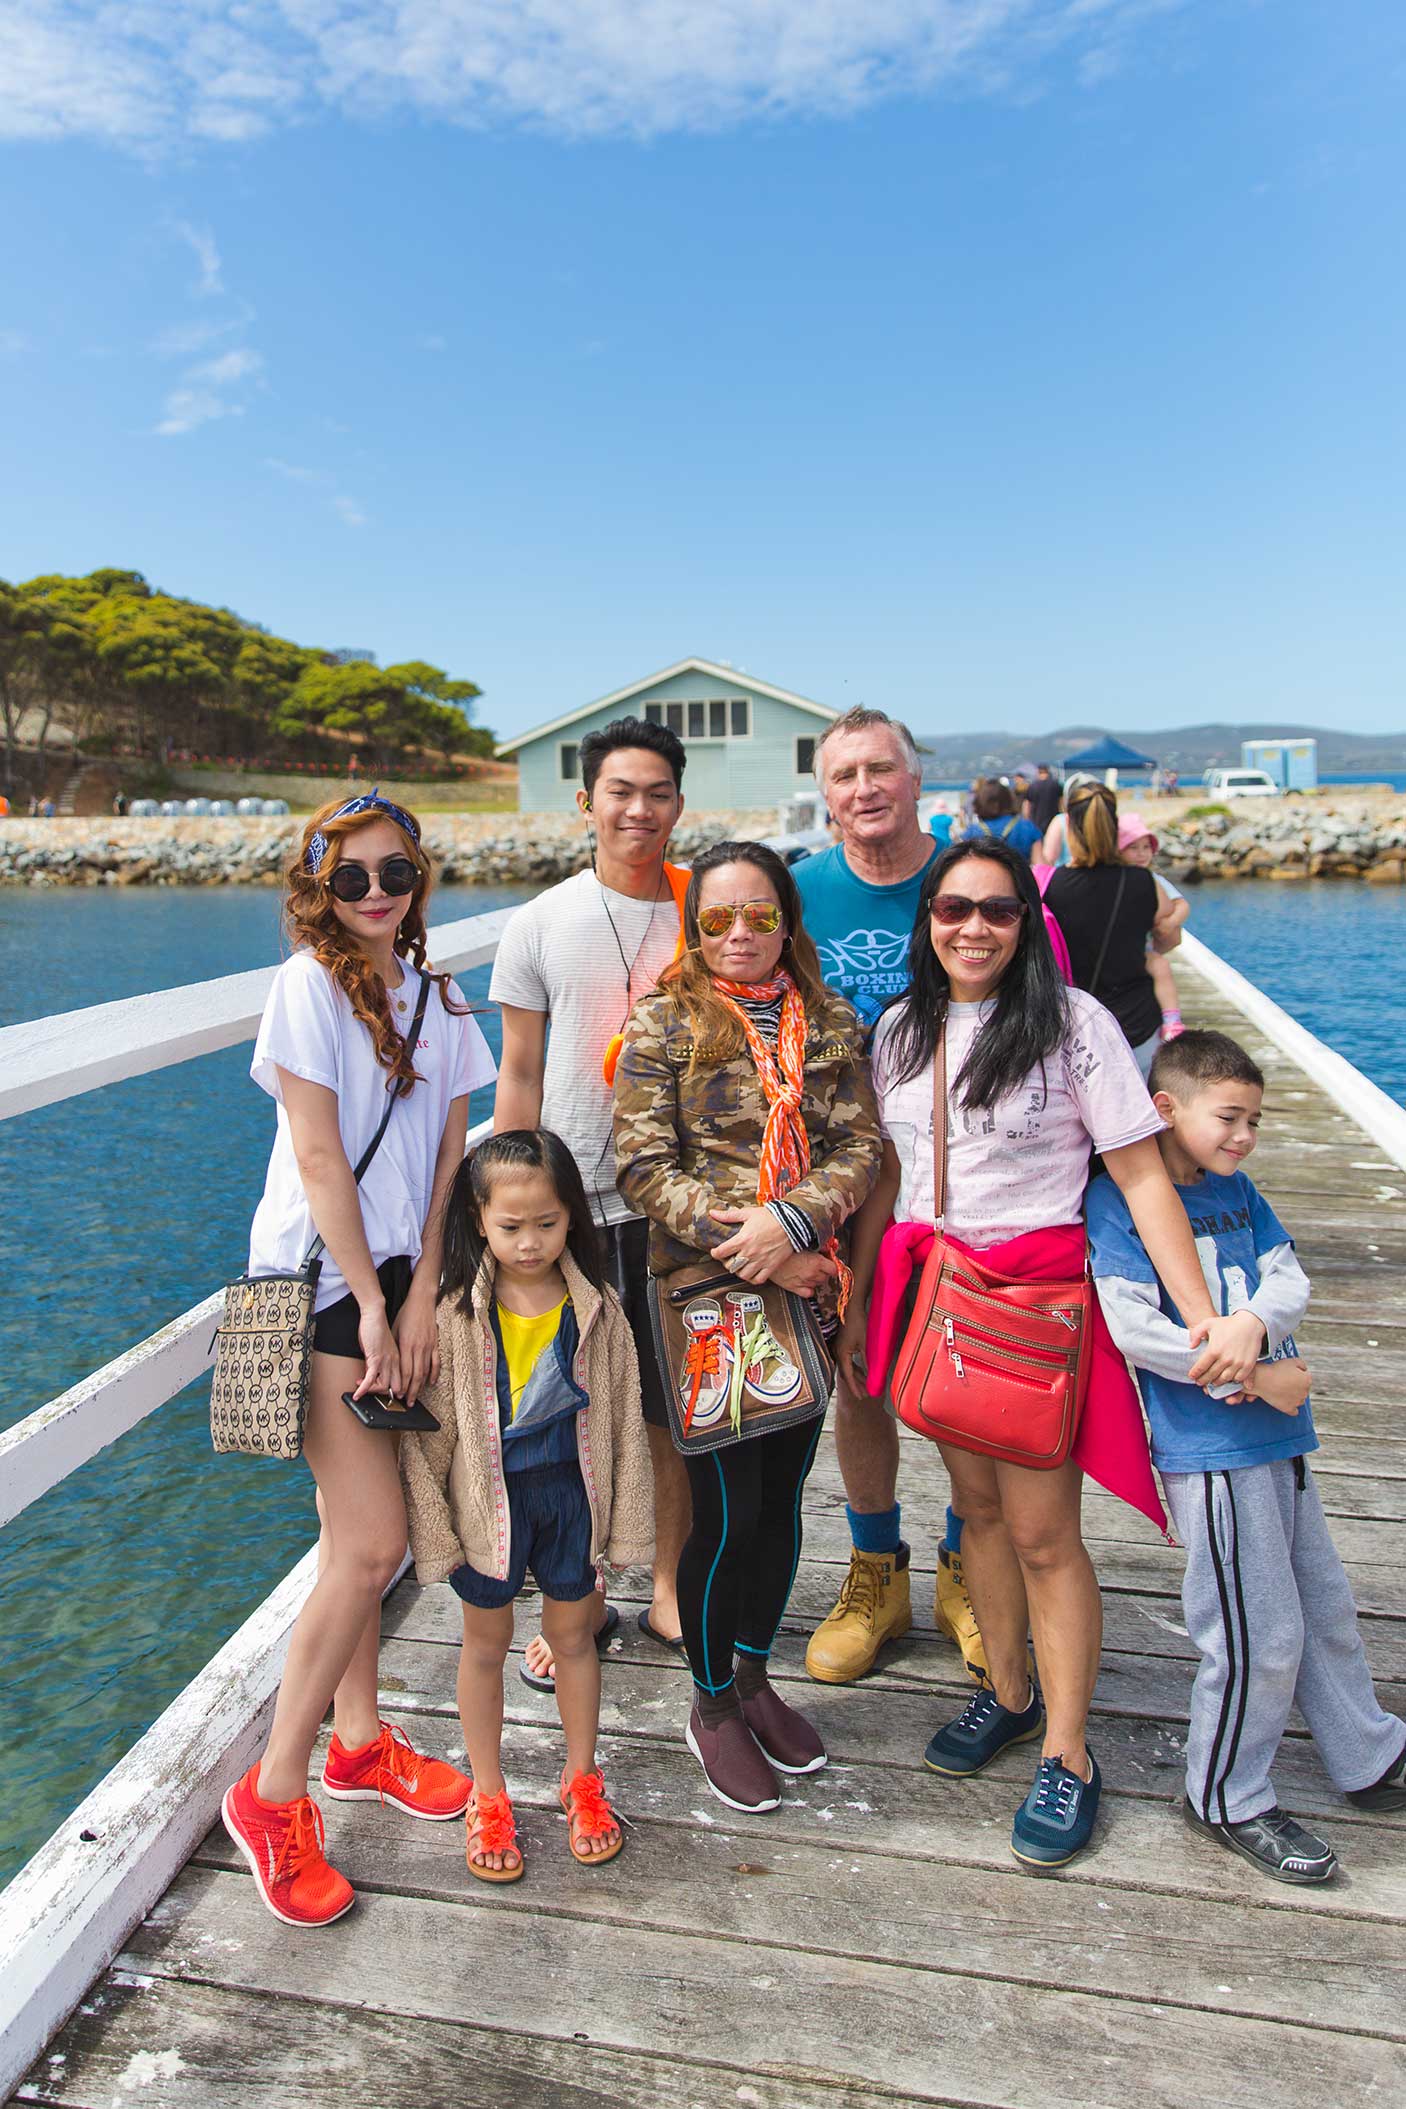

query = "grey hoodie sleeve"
[
  {"left": 1248, "top": 1241, "right": 1311, "bottom": 1355},
  {"left": 1094, "top": 1273, "right": 1239, "bottom": 1399}
]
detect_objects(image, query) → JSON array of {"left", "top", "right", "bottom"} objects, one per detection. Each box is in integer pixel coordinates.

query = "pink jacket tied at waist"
[{"left": 866, "top": 1218, "right": 1168, "bottom": 1538}]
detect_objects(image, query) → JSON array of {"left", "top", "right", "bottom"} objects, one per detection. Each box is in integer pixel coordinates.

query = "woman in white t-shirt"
[
  {"left": 222, "top": 791, "right": 496, "bottom": 1928},
  {"left": 839, "top": 837, "right": 1252, "bottom": 1871}
]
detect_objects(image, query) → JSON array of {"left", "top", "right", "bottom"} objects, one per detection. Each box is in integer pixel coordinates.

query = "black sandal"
[{"left": 518, "top": 1604, "right": 621, "bottom": 1692}]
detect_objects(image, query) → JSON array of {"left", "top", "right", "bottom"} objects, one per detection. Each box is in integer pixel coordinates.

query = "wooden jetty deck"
[{"left": 12, "top": 955, "right": 1406, "bottom": 2109}]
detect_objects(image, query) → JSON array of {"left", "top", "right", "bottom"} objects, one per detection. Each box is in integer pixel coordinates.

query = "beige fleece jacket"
[{"left": 399, "top": 1248, "right": 655, "bottom": 1586}]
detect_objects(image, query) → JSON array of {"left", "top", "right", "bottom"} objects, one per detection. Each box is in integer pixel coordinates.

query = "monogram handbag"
[
  {"left": 210, "top": 972, "right": 431, "bottom": 1460},
  {"left": 648, "top": 1259, "right": 834, "bottom": 1457},
  {"left": 890, "top": 1034, "right": 1093, "bottom": 1469}
]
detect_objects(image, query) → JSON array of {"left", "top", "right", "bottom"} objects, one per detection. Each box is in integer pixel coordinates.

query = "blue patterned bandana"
[{"left": 306, "top": 788, "right": 422, "bottom": 874}]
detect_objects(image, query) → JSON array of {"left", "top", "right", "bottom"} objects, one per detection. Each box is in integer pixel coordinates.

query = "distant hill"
[{"left": 910, "top": 722, "right": 1406, "bottom": 778}]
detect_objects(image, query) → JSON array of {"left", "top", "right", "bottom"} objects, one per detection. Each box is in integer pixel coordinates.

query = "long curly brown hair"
[
  {"left": 283, "top": 797, "right": 463, "bottom": 1093},
  {"left": 659, "top": 840, "right": 830, "bottom": 1070}
]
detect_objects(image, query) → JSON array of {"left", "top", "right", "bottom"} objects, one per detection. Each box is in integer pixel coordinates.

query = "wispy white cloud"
[
  {"left": 0, "top": 328, "right": 26, "bottom": 358},
  {"left": 156, "top": 347, "right": 264, "bottom": 435},
  {"left": 416, "top": 332, "right": 449, "bottom": 353},
  {"left": 0, "top": 3, "right": 1187, "bottom": 149},
  {"left": 174, "top": 219, "right": 224, "bottom": 296},
  {"left": 265, "top": 457, "right": 322, "bottom": 484},
  {"left": 332, "top": 494, "right": 368, "bottom": 528}
]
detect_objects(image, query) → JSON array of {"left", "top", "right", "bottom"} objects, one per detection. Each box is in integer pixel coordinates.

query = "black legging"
[{"left": 677, "top": 1414, "right": 825, "bottom": 1695}]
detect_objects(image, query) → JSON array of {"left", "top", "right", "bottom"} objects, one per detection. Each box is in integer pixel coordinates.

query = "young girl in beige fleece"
[{"left": 400, "top": 1130, "right": 653, "bottom": 1882}]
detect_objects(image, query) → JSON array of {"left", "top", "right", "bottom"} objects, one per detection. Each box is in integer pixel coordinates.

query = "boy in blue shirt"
[{"left": 1087, "top": 1030, "right": 1405, "bottom": 1885}]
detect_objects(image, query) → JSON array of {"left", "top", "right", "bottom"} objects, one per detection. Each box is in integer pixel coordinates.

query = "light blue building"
[{"left": 496, "top": 657, "right": 837, "bottom": 812}]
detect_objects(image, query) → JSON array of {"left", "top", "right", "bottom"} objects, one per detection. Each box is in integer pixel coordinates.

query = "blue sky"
[{"left": 3, "top": 1, "right": 1403, "bottom": 741}]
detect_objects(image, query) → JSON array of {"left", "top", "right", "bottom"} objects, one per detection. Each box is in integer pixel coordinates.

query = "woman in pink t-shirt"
[{"left": 839, "top": 837, "right": 1253, "bottom": 1869}]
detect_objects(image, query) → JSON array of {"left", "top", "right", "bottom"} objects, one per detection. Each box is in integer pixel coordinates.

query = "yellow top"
[{"left": 496, "top": 1296, "right": 568, "bottom": 1419}]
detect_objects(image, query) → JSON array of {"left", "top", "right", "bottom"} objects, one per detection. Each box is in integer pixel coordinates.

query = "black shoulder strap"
[
  {"left": 302, "top": 969, "right": 432, "bottom": 1271},
  {"left": 1087, "top": 869, "right": 1127, "bottom": 998}
]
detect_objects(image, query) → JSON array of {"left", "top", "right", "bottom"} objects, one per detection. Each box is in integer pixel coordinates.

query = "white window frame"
[
  {"left": 641, "top": 697, "right": 751, "bottom": 741},
  {"left": 795, "top": 734, "right": 816, "bottom": 778},
  {"left": 559, "top": 741, "right": 579, "bottom": 782}
]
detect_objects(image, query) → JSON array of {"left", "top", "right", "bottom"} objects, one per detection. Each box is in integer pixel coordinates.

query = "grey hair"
[{"left": 813, "top": 706, "right": 923, "bottom": 789}]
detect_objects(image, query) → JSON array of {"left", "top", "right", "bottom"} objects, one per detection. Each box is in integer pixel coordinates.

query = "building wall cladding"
[{"left": 514, "top": 666, "right": 829, "bottom": 812}]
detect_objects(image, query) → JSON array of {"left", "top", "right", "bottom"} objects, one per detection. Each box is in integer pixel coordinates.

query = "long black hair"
[
  {"left": 440, "top": 1128, "right": 605, "bottom": 1313},
  {"left": 883, "top": 837, "right": 1070, "bottom": 1109}
]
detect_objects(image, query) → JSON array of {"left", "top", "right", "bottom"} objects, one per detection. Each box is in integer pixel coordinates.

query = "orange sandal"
[
  {"left": 465, "top": 1785, "right": 523, "bottom": 1883},
  {"left": 560, "top": 1767, "right": 624, "bottom": 1866}
]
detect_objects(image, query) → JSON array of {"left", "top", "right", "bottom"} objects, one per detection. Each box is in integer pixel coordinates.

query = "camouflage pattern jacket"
[{"left": 612, "top": 982, "right": 882, "bottom": 1283}]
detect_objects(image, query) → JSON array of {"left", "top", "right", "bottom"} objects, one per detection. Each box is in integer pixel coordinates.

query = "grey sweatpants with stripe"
[{"left": 1162, "top": 1459, "right": 1406, "bottom": 1824}]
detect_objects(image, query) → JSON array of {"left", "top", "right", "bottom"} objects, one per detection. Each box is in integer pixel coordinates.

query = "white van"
[{"left": 1202, "top": 768, "right": 1279, "bottom": 800}]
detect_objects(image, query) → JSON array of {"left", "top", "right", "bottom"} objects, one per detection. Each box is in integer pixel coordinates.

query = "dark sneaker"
[
  {"left": 1345, "top": 1745, "right": 1406, "bottom": 1813},
  {"left": 923, "top": 1682, "right": 1043, "bottom": 1778},
  {"left": 1011, "top": 1752, "right": 1101, "bottom": 1868},
  {"left": 740, "top": 1682, "right": 827, "bottom": 1775},
  {"left": 686, "top": 1700, "right": 781, "bottom": 1812},
  {"left": 1183, "top": 1800, "right": 1338, "bottom": 1883}
]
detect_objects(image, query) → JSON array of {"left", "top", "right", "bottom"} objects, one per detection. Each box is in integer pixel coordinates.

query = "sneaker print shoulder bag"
[
  {"left": 210, "top": 971, "right": 431, "bottom": 1460},
  {"left": 889, "top": 1033, "right": 1093, "bottom": 1469},
  {"left": 648, "top": 1261, "right": 833, "bottom": 1458}
]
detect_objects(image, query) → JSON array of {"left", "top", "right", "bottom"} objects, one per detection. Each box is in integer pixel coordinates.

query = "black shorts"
[
  {"left": 312, "top": 1254, "right": 414, "bottom": 1359},
  {"left": 603, "top": 1217, "right": 669, "bottom": 1431}
]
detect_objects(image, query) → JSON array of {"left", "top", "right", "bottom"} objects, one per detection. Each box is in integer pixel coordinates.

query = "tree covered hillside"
[{"left": 0, "top": 569, "right": 490, "bottom": 795}]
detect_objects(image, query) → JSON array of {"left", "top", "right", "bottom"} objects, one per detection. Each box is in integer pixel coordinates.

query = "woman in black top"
[{"left": 1045, "top": 784, "right": 1176, "bottom": 1077}]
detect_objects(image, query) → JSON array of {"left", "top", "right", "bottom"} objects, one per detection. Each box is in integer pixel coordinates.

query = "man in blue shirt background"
[{"left": 793, "top": 706, "right": 985, "bottom": 1686}]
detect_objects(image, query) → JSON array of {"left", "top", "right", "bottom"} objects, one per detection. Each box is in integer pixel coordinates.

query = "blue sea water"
[{"left": 1, "top": 874, "right": 1403, "bottom": 1884}]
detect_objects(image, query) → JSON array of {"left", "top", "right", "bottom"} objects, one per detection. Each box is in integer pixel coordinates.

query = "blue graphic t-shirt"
[
  {"left": 793, "top": 843, "right": 940, "bottom": 1027},
  {"left": 1086, "top": 1168, "right": 1317, "bottom": 1473}
]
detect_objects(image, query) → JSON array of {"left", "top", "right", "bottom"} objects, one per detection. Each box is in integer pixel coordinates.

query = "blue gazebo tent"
[{"left": 1060, "top": 734, "right": 1157, "bottom": 772}]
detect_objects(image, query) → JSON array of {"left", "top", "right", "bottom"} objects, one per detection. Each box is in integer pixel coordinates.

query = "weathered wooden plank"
[
  {"left": 180, "top": 1795, "right": 1406, "bottom": 2043},
  {"left": 15, "top": 1976, "right": 926, "bottom": 2109},
  {"left": 113, "top": 1866, "right": 1406, "bottom": 2107}
]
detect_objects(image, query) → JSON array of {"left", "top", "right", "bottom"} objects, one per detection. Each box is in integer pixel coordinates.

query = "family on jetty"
[{"left": 216, "top": 711, "right": 1406, "bottom": 1928}]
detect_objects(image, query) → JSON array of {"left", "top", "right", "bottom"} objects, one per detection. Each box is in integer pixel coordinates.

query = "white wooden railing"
[{"left": 3, "top": 895, "right": 1406, "bottom": 2097}]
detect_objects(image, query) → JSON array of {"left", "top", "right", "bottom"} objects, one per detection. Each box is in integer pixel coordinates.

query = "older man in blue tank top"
[{"left": 794, "top": 707, "right": 987, "bottom": 1686}]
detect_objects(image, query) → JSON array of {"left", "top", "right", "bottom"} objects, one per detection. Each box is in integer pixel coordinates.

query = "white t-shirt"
[
  {"left": 871, "top": 988, "right": 1163, "bottom": 1249},
  {"left": 489, "top": 867, "right": 682, "bottom": 1226},
  {"left": 247, "top": 950, "right": 496, "bottom": 1310}
]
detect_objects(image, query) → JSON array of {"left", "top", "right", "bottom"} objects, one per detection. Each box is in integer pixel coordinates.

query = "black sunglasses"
[
  {"left": 328, "top": 855, "right": 420, "bottom": 902},
  {"left": 930, "top": 894, "right": 1028, "bottom": 929}
]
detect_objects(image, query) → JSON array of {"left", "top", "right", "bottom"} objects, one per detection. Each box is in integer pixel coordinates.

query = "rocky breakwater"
[
  {"left": 1158, "top": 797, "right": 1406, "bottom": 885},
  {"left": 0, "top": 810, "right": 780, "bottom": 888}
]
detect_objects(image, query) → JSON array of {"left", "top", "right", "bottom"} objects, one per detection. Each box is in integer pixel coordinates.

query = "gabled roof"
[{"left": 495, "top": 657, "right": 837, "bottom": 757}]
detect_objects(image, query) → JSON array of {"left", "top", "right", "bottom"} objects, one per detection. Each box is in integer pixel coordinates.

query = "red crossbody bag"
[{"left": 890, "top": 1035, "right": 1093, "bottom": 1469}]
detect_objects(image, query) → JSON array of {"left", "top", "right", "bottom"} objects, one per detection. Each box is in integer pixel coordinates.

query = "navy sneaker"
[
  {"left": 923, "top": 1683, "right": 1044, "bottom": 1778},
  {"left": 1011, "top": 1751, "right": 1101, "bottom": 1868}
]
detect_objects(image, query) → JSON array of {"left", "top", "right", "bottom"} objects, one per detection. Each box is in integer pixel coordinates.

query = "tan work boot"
[
  {"left": 933, "top": 1544, "right": 990, "bottom": 1685},
  {"left": 805, "top": 1545, "right": 912, "bottom": 1684}
]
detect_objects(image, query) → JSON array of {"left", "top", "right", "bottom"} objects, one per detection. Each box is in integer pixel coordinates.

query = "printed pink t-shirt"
[{"left": 870, "top": 989, "right": 1163, "bottom": 1248}]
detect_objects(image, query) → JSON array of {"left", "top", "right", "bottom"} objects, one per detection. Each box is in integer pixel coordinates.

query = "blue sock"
[
  {"left": 945, "top": 1506, "right": 963, "bottom": 1554},
  {"left": 847, "top": 1503, "right": 901, "bottom": 1556}
]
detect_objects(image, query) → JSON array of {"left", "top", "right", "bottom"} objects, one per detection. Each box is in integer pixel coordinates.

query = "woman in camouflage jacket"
[{"left": 612, "top": 840, "right": 880, "bottom": 1813}]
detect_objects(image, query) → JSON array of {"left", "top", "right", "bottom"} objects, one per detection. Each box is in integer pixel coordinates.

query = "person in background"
[
  {"left": 1024, "top": 763, "right": 1063, "bottom": 836},
  {"left": 794, "top": 707, "right": 985, "bottom": 1686},
  {"left": 960, "top": 778, "right": 1042, "bottom": 860},
  {"left": 1088, "top": 1031, "right": 1406, "bottom": 1883},
  {"left": 1118, "top": 813, "right": 1187, "bottom": 1041},
  {"left": 927, "top": 798, "right": 957, "bottom": 848},
  {"left": 1045, "top": 783, "right": 1180, "bottom": 1080},
  {"left": 491, "top": 717, "right": 692, "bottom": 1687}
]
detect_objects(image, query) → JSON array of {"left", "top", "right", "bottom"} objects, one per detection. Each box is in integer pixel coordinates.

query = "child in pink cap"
[{"left": 1119, "top": 813, "right": 1186, "bottom": 1041}]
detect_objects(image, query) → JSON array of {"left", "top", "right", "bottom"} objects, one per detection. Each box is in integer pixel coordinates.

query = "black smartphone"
[{"left": 341, "top": 1389, "right": 440, "bottom": 1433}]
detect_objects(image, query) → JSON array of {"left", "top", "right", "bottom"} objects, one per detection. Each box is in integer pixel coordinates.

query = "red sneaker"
[
  {"left": 321, "top": 1720, "right": 471, "bottom": 1820},
  {"left": 221, "top": 1766, "right": 354, "bottom": 1928}
]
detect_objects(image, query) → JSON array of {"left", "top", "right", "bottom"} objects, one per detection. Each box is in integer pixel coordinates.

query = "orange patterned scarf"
[{"left": 711, "top": 971, "right": 851, "bottom": 1315}]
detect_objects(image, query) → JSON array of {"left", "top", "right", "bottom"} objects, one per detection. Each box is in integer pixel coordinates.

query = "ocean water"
[{"left": 2, "top": 874, "right": 1403, "bottom": 1884}]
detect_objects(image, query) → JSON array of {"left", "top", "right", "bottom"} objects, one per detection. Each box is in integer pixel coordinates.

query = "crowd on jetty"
[{"left": 212, "top": 712, "right": 1404, "bottom": 1927}]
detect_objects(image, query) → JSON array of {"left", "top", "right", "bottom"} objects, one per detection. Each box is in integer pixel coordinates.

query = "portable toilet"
[{"left": 1240, "top": 737, "right": 1317, "bottom": 791}]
